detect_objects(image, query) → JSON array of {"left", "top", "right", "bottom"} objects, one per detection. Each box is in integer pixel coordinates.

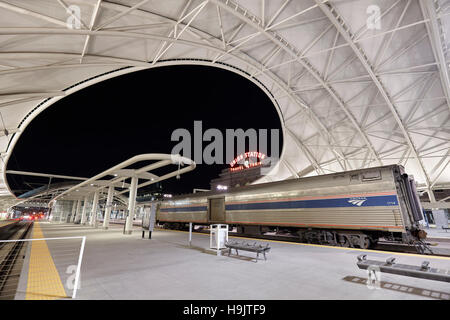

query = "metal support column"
[
  {"left": 103, "top": 186, "right": 114, "bottom": 230},
  {"left": 59, "top": 201, "right": 64, "bottom": 223},
  {"left": 124, "top": 176, "right": 138, "bottom": 235},
  {"left": 69, "top": 200, "right": 77, "bottom": 223},
  {"left": 189, "top": 222, "right": 193, "bottom": 246},
  {"left": 73, "top": 199, "right": 82, "bottom": 223},
  {"left": 80, "top": 196, "right": 88, "bottom": 225},
  {"left": 432, "top": 209, "right": 448, "bottom": 229},
  {"left": 427, "top": 188, "right": 436, "bottom": 202},
  {"left": 89, "top": 191, "right": 99, "bottom": 227}
]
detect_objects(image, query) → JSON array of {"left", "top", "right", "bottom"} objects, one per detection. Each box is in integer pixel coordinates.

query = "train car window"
[
  {"left": 361, "top": 170, "right": 381, "bottom": 181},
  {"left": 350, "top": 174, "right": 359, "bottom": 181}
]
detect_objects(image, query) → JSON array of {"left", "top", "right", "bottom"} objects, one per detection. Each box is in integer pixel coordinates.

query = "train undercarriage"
[
  {"left": 158, "top": 221, "right": 414, "bottom": 250},
  {"left": 238, "top": 225, "right": 379, "bottom": 249}
]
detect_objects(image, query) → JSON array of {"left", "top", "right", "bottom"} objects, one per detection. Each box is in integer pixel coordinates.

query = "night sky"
[{"left": 7, "top": 65, "right": 282, "bottom": 196}]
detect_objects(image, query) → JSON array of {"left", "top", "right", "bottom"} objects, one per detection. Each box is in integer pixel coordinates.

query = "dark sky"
[{"left": 7, "top": 65, "right": 282, "bottom": 196}]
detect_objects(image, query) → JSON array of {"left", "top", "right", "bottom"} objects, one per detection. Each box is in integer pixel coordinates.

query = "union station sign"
[{"left": 229, "top": 152, "right": 266, "bottom": 172}]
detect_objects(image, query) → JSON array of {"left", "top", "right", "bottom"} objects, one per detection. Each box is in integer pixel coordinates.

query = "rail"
[{"left": 0, "top": 221, "right": 33, "bottom": 299}]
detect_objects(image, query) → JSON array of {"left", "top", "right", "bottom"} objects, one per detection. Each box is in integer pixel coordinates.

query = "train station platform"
[
  {"left": 14, "top": 222, "right": 450, "bottom": 300},
  {"left": 425, "top": 227, "right": 450, "bottom": 241}
]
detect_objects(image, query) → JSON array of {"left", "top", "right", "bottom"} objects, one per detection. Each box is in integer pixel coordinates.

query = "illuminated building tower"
[{"left": 210, "top": 152, "right": 270, "bottom": 190}]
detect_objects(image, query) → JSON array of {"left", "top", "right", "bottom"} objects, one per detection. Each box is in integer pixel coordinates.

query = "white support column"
[
  {"left": 48, "top": 207, "right": 53, "bottom": 221},
  {"left": 432, "top": 209, "right": 448, "bottom": 229},
  {"left": 80, "top": 196, "right": 89, "bottom": 225},
  {"left": 103, "top": 186, "right": 114, "bottom": 230},
  {"left": 89, "top": 191, "right": 99, "bottom": 227},
  {"left": 140, "top": 206, "right": 144, "bottom": 220},
  {"left": 124, "top": 176, "right": 138, "bottom": 235},
  {"left": 427, "top": 188, "right": 436, "bottom": 202},
  {"left": 73, "top": 199, "right": 82, "bottom": 223},
  {"left": 69, "top": 200, "right": 77, "bottom": 223},
  {"left": 189, "top": 222, "right": 193, "bottom": 246},
  {"left": 59, "top": 201, "right": 64, "bottom": 223}
]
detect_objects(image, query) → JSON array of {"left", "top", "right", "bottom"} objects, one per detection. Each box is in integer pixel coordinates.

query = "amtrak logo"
[{"left": 348, "top": 198, "right": 367, "bottom": 206}]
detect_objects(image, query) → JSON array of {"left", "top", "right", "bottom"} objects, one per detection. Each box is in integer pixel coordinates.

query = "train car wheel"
[
  {"left": 339, "top": 235, "right": 350, "bottom": 247},
  {"left": 361, "top": 236, "right": 371, "bottom": 249}
]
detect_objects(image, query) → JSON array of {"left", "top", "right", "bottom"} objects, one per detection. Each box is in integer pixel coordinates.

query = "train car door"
[{"left": 208, "top": 197, "right": 225, "bottom": 223}]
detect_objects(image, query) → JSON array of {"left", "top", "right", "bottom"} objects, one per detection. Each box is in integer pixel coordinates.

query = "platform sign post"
[
  {"left": 123, "top": 210, "right": 128, "bottom": 234},
  {"left": 189, "top": 222, "right": 193, "bottom": 246},
  {"left": 142, "top": 203, "right": 157, "bottom": 239},
  {"left": 142, "top": 207, "right": 149, "bottom": 239}
]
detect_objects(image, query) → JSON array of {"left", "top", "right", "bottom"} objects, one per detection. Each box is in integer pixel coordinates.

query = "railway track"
[{"left": 0, "top": 221, "right": 33, "bottom": 300}]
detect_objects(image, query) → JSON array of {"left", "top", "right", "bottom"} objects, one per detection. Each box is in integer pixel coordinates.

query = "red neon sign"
[{"left": 229, "top": 151, "right": 266, "bottom": 171}]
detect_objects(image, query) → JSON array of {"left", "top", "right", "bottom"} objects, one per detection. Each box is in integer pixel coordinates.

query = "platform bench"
[
  {"left": 442, "top": 226, "right": 449, "bottom": 233},
  {"left": 225, "top": 241, "right": 271, "bottom": 262}
]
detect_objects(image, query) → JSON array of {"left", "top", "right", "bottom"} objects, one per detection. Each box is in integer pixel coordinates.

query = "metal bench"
[
  {"left": 357, "top": 255, "right": 450, "bottom": 283},
  {"left": 442, "top": 226, "right": 449, "bottom": 233},
  {"left": 225, "top": 240, "right": 270, "bottom": 262}
]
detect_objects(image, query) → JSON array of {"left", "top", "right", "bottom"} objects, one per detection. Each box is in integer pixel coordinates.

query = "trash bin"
[{"left": 210, "top": 224, "right": 229, "bottom": 250}]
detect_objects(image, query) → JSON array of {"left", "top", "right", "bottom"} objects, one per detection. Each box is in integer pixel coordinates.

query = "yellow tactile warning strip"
[{"left": 25, "top": 222, "right": 67, "bottom": 300}]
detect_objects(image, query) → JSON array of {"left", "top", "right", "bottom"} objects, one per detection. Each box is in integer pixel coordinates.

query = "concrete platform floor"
[
  {"left": 17, "top": 222, "right": 450, "bottom": 300},
  {"left": 425, "top": 227, "right": 450, "bottom": 241}
]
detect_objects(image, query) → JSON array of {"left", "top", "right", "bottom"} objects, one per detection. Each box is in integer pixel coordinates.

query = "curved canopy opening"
[
  {"left": 0, "top": 0, "right": 449, "bottom": 206},
  {"left": 6, "top": 64, "right": 283, "bottom": 196}
]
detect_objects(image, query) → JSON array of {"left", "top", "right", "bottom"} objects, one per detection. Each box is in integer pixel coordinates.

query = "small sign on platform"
[{"left": 142, "top": 203, "right": 157, "bottom": 239}]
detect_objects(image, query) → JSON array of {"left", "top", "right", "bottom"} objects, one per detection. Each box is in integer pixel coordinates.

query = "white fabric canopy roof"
[{"left": 0, "top": 0, "right": 449, "bottom": 200}]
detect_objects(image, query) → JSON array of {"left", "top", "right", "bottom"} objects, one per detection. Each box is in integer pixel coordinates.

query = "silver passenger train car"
[{"left": 152, "top": 165, "right": 426, "bottom": 249}]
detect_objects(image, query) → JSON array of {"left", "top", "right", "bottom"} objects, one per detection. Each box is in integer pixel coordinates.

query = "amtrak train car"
[{"left": 153, "top": 165, "right": 426, "bottom": 249}]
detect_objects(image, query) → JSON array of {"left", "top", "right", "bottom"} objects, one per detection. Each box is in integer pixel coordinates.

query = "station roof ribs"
[{"left": 0, "top": 0, "right": 448, "bottom": 199}]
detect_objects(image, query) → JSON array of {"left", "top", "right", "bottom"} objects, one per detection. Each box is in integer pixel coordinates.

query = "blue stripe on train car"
[
  {"left": 160, "top": 206, "right": 207, "bottom": 213},
  {"left": 225, "top": 195, "right": 399, "bottom": 211}
]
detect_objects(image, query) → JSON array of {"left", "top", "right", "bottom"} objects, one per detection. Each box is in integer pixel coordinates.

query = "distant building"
[
  {"left": 210, "top": 151, "right": 269, "bottom": 190},
  {"left": 136, "top": 182, "right": 163, "bottom": 202}
]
